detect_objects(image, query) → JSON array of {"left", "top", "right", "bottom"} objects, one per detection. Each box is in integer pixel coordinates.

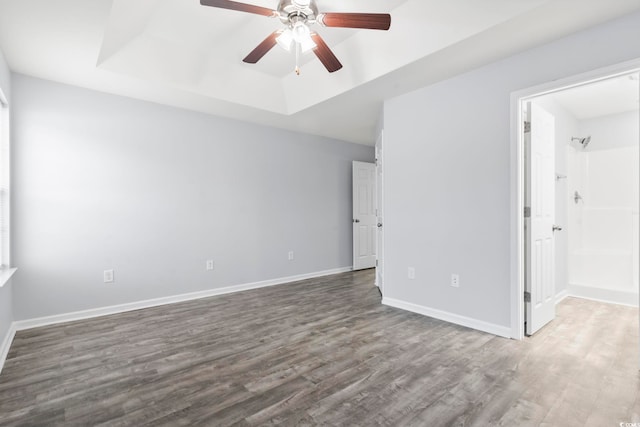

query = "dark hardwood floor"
[{"left": 0, "top": 269, "right": 639, "bottom": 426}]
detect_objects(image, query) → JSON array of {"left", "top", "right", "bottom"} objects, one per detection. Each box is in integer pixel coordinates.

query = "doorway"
[
  {"left": 352, "top": 161, "right": 376, "bottom": 271},
  {"left": 511, "top": 60, "right": 640, "bottom": 340}
]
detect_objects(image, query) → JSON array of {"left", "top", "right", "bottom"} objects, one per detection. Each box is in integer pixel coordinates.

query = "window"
[{"left": 0, "top": 89, "right": 9, "bottom": 270}]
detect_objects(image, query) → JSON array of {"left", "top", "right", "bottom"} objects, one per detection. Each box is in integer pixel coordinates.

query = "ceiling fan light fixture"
[
  {"left": 289, "top": 21, "right": 315, "bottom": 52},
  {"left": 299, "top": 36, "right": 316, "bottom": 53},
  {"left": 276, "top": 24, "right": 315, "bottom": 54},
  {"left": 276, "top": 28, "right": 294, "bottom": 51},
  {"left": 292, "top": 22, "right": 310, "bottom": 43}
]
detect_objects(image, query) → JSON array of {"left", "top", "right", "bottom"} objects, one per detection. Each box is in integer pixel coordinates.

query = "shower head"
[{"left": 571, "top": 136, "right": 591, "bottom": 149}]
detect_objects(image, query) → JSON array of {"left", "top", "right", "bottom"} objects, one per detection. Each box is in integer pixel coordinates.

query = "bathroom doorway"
[
  {"left": 511, "top": 61, "right": 640, "bottom": 340},
  {"left": 532, "top": 74, "right": 640, "bottom": 312}
]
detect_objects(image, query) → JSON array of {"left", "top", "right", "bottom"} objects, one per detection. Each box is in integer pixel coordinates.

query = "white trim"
[
  {"left": 510, "top": 58, "right": 640, "bottom": 340},
  {"left": 556, "top": 285, "right": 638, "bottom": 307},
  {"left": 555, "top": 289, "right": 570, "bottom": 305},
  {"left": 567, "top": 284, "right": 639, "bottom": 308},
  {"left": 375, "top": 129, "right": 384, "bottom": 296},
  {"left": 0, "top": 267, "right": 16, "bottom": 288},
  {"left": 13, "top": 266, "right": 353, "bottom": 331},
  {"left": 382, "top": 297, "right": 511, "bottom": 339},
  {"left": 0, "top": 322, "right": 16, "bottom": 374},
  {"left": 509, "top": 84, "right": 525, "bottom": 340},
  {"left": 567, "top": 293, "right": 638, "bottom": 308}
]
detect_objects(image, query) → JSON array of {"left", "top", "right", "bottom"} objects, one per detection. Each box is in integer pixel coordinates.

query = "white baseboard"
[
  {"left": 13, "top": 266, "right": 353, "bottom": 332},
  {"left": 555, "top": 289, "right": 570, "bottom": 305},
  {"left": 381, "top": 297, "right": 511, "bottom": 338},
  {"left": 567, "top": 283, "right": 638, "bottom": 307},
  {"left": 0, "top": 323, "right": 16, "bottom": 374}
]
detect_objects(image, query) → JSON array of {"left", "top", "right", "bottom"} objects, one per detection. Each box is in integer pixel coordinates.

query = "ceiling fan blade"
[
  {"left": 200, "top": 0, "right": 276, "bottom": 17},
  {"left": 310, "top": 33, "right": 342, "bottom": 73},
  {"left": 243, "top": 31, "right": 280, "bottom": 64},
  {"left": 319, "top": 13, "right": 391, "bottom": 30}
]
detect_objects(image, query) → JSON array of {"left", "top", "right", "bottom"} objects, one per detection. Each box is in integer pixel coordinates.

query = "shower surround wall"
[{"left": 568, "top": 111, "right": 639, "bottom": 306}]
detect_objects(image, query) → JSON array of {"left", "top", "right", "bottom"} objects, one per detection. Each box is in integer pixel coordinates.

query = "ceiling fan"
[{"left": 200, "top": 0, "right": 391, "bottom": 74}]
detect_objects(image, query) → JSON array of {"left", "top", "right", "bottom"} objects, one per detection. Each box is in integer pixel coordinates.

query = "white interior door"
[
  {"left": 375, "top": 133, "right": 384, "bottom": 292},
  {"left": 353, "top": 161, "right": 376, "bottom": 270},
  {"left": 525, "top": 102, "right": 556, "bottom": 335}
]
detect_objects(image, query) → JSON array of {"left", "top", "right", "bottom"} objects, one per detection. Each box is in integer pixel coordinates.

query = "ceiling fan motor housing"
[{"left": 277, "top": 0, "right": 318, "bottom": 25}]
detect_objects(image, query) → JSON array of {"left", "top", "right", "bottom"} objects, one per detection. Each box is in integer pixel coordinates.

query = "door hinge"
[
  {"left": 376, "top": 259, "right": 379, "bottom": 267},
  {"left": 524, "top": 207, "right": 531, "bottom": 218},
  {"left": 524, "top": 121, "right": 531, "bottom": 133},
  {"left": 524, "top": 291, "right": 531, "bottom": 303}
]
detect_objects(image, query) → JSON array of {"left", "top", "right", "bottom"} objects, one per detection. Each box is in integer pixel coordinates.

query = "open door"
[
  {"left": 353, "top": 161, "right": 376, "bottom": 270},
  {"left": 525, "top": 102, "right": 557, "bottom": 335}
]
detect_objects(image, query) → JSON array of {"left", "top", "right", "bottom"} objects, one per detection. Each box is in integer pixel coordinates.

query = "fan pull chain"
[{"left": 295, "top": 42, "right": 301, "bottom": 75}]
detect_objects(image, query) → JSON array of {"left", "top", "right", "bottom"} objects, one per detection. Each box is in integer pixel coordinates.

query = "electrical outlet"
[
  {"left": 103, "top": 269, "right": 114, "bottom": 283},
  {"left": 206, "top": 260, "right": 214, "bottom": 271},
  {"left": 288, "top": 251, "right": 294, "bottom": 261},
  {"left": 408, "top": 267, "right": 415, "bottom": 280},
  {"left": 451, "top": 274, "right": 460, "bottom": 287}
]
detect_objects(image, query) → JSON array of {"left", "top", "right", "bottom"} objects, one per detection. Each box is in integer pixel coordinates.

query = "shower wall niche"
[{"left": 567, "top": 111, "right": 639, "bottom": 306}]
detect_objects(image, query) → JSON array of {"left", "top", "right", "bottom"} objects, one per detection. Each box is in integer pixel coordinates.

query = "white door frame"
[
  {"left": 375, "top": 131, "right": 384, "bottom": 295},
  {"left": 510, "top": 58, "right": 640, "bottom": 340}
]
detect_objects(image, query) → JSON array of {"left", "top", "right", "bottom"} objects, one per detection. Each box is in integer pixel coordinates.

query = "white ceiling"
[
  {"left": 546, "top": 73, "right": 640, "bottom": 120},
  {"left": 1, "top": 0, "right": 640, "bottom": 145}
]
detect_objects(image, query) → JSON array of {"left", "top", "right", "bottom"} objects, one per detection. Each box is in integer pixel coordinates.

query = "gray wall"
[
  {"left": 0, "top": 48, "right": 12, "bottom": 349},
  {"left": 11, "top": 75, "right": 373, "bottom": 320},
  {"left": 383, "top": 11, "right": 640, "bottom": 330}
]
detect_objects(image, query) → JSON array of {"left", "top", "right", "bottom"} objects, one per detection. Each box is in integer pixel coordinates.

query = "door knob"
[
  {"left": 377, "top": 223, "right": 383, "bottom": 228},
  {"left": 552, "top": 225, "right": 562, "bottom": 232},
  {"left": 353, "top": 219, "right": 360, "bottom": 223}
]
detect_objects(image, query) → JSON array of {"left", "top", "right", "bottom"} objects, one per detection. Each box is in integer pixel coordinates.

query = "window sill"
[{"left": 0, "top": 268, "right": 17, "bottom": 288}]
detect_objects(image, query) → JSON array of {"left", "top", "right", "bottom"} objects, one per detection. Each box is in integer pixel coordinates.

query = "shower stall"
[
  {"left": 531, "top": 73, "right": 640, "bottom": 309},
  {"left": 567, "top": 112, "right": 639, "bottom": 306}
]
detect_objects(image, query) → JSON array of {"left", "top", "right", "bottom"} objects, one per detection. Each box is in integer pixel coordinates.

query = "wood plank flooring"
[{"left": 1, "top": 269, "right": 639, "bottom": 426}]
